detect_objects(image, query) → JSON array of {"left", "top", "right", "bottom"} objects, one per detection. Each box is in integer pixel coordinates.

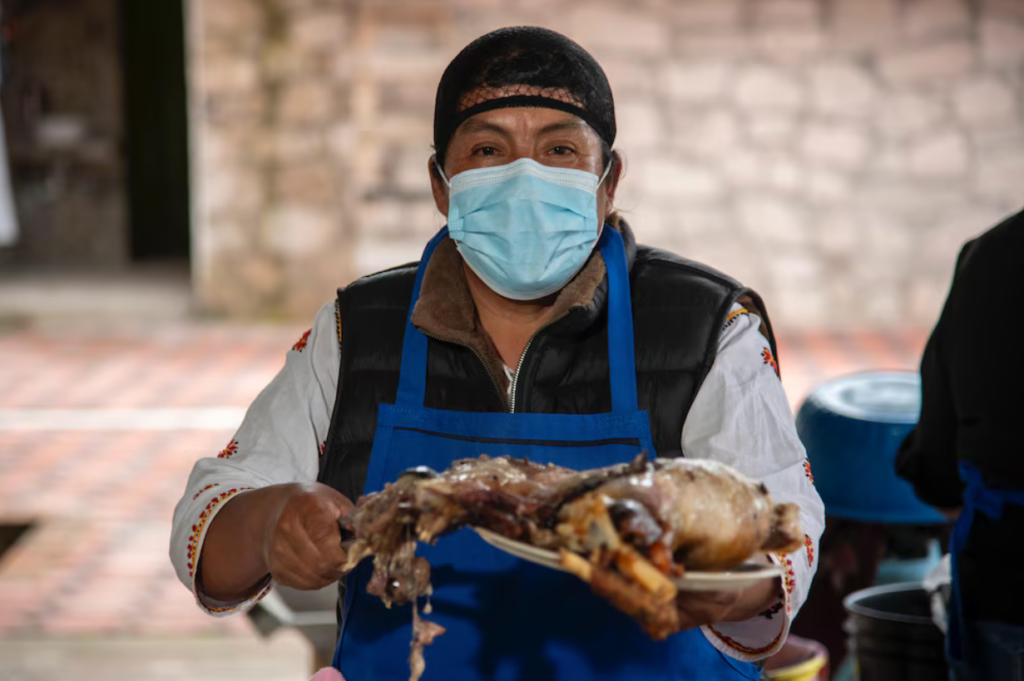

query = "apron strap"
[
  {"left": 394, "top": 227, "right": 448, "bottom": 408},
  {"left": 599, "top": 227, "right": 640, "bottom": 414},
  {"left": 395, "top": 226, "right": 640, "bottom": 413}
]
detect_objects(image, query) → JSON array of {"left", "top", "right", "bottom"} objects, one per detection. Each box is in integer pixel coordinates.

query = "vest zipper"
[
  {"left": 509, "top": 310, "right": 572, "bottom": 414},
  {"left": 418, "top": 328, "right": 508, "bottom": 411}
]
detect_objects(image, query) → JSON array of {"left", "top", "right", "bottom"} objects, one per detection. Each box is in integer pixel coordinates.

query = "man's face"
[{"left": 429, "top": 106, "right": 620, "bottom": 224}]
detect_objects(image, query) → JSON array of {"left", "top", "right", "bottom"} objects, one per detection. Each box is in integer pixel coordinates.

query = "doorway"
[{"left": 121, "top": 0, "right": 191, "bottom": 263}]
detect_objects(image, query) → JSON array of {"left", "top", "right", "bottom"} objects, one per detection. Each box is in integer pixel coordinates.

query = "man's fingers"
[
  {"left": 675, "top": 590, "right": 740, "bottom": 627},
  {"left": 314, "top": 483, "right": 355, "bottom": 518},
  {"left": 276, "top": 540, "right": 323, "bottom": 586},
  {"left": 290, "top": 516, "right": 349, "bottom": 581},
  {"left": 313, "top": 522, "right": 350, "bottom": 569},
  {"left": 306, "top": 536, "right": 349, "bottom": 581},
  {"left": 266, "top": 484, "right": 356, "bottom": 590},
  {"left": 273, "top": 537, "right": 334, "bottom": 589},
  {"left": 272, "top": 515, "right": 334, "bottom": 586},
  {"left": 296, "top": 499, "right": 350, "bottom": 567}
]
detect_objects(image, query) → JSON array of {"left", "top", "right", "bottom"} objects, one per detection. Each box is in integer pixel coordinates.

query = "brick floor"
[
  {"left": 0, "top": 322, "right": 302, "bottom": 640},
  {"left": 0, "top": 633, "right": 310, "bottom": 681},
  {"left": 0, "top": 323, "right": 296, "bottom": 409},
  {"left": 0, "top": 322, "right": 928, "bottom": 639}
]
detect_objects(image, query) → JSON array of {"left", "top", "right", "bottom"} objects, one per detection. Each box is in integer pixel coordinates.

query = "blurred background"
[{"left": 0, "top": 0, "right": 1022, "bottom": 679}]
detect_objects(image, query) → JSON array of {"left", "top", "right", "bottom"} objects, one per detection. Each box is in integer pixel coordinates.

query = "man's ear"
[{"left": 429, "top": 156, "right": 449, "bottom": 218}]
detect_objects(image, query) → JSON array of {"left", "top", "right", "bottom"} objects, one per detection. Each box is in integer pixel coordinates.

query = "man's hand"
[
  {"left": 675, "top": 589, "right": 744, "bottom": 629},
  {"left": 675, "top": 555, "right": 782, "bottom": 628},
  {"left": 263, "top": 482, "right": 355, "bottom": 590},
  {"left": 200, "top": 482, "right": 355, "bottom": 602}
]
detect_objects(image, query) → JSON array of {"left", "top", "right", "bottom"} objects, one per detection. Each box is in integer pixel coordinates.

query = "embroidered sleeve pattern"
[
  {"left": 216, "top": 439, "right": 238, "bottom": 459},
  {"left": 706, "top": 621, "right": 788, "bottom": 658},
  {"left": 191, "top": 483, "right": 218, "bottom": 501},
  {"left": 335, "top": 298, "right": 343, "bottom": 350},
  {"left": 761, "top": 347, "right": 780, "bottom": 379},
  {"left": 775, "top": 552, "right": 797, "bottom": 614},
  {"left": 186, "top": 487, "right": 254, "bottom": 582},
  {"left": 292, "top": 328, "right": 311, "bottom": 352},
  {"left": 204, "top": 581, "right": 274, "bottom": 614},
  {"left": 169, "top": 302, "right": 342, "bottom": 617},
  {"left": 722, "top": 306, "right": 749, "bottom": 333},
  {"left": 685, "top": 302, "right": 825, "bottom": 661}
]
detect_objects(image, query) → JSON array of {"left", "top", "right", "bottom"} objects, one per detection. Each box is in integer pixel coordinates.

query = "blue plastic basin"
[{"left": 796, "top": 371, "right": 946, "bottom": 524}]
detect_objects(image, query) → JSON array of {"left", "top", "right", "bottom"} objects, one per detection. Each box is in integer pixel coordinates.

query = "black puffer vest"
[{"left": 319, "top": 236, "right": 776, "bottom": 502}]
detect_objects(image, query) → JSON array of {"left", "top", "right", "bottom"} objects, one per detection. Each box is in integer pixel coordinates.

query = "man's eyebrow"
[
  {"left": 456, "top": 117, "right": 588, "bottom": 137},
  {"left": 537, "top": 119, "right": 589, "bottom": 136},
  {"left": 457, "top": 119, "right": 511, "bottom": 136}
]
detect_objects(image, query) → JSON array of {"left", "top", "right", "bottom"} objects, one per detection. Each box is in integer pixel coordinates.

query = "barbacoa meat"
[{"left": 341, "top": 453, "right": 802, "bottom": 680}]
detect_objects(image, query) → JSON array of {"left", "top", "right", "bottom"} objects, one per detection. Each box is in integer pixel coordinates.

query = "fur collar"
[{"left": 410, "top": 219, "right": 637, "bottom": 400}]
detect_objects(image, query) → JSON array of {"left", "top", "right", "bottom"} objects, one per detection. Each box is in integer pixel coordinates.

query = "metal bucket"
[{"left": 843, "top": 583, "right": 948, "bottom": 681}]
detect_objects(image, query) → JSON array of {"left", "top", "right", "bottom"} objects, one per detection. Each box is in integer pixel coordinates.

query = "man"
[
  {"left": 171, "top": 27, "right": 823, "bottom": 680},
  {"left": 896, "top": 209, "right": 1024, "bottom": 681}
]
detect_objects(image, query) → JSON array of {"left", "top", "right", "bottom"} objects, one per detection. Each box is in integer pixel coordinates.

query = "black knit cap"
[{"left": 433, "top": 27, "right": 616, "bottom": 168}]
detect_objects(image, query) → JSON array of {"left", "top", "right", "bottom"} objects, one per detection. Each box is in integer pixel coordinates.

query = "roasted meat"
[
  {"left": 341, "top": 453, "right": 802, "bottom": 679},
  {"left": 557, "top": 457, "right": 802, "bottom": 571}
]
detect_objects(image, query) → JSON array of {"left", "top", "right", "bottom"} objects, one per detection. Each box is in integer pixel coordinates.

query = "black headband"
[{"left": 433, "top": 27, "right": 616, "bottom": 168}]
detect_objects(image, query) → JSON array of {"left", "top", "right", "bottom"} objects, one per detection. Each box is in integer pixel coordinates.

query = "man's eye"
[
  {"left": 475, "top": 147, "right": 499, "bottom": 156},
  {"left": 551, "top": 146, "right": 574, "bottom": 156}
]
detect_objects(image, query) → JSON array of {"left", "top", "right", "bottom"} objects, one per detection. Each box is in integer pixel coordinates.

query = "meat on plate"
[{"left": 341, "top": 453, "right": 803, "bottom": 681}]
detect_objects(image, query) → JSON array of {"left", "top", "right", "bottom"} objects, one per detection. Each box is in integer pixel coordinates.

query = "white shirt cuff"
[
  {"left": 700, "top": 553, "right": 793, "bottom": 662},
  {"left": 185, "top": 486, "right": 274, "bottom": 616}
]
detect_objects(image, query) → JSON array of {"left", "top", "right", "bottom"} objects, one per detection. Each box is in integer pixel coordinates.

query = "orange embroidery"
[
  {"left": 335, "top": 300, "right": 343, "bottom": 347},
  {"left": 761, "top": 347, "right": 779, "bottom": 378},
  {"left": 708, "top": 623, "right": 786, "bottom": 656},
  {"left": 186, "top": 487, "right": 253, "bottom": 579},
  {"left": 726, "top": 307, "right": 749, "bottom": 322},
  {"left": 805, "top": 534, "right": 815, "bottom": 567},
  {"left": 292, "top": 329, "right": 311, "bottom": 352},
  {"left": 803, "top": 459, "right": 814, "bottom": 483},
  {"left": 723, "top": 307, "right": 749, "bottom": 331},
  {"left": 207, "top": 581, "right": 273, "bottom": 613},
  {"left": 773, "top": 552, "right": 796, "bottom": 613},
  {"left": 319, "top": 441, "right": 326, "bottom": 458},
  {"left": 192, "top": 483, "right": 218, "bottom": 500},
  {"left": 207, "top": 603, "right": 237, "bottom": 614},
  {"left": 217, "top": 440, "right": 238, "bottom": 459}
]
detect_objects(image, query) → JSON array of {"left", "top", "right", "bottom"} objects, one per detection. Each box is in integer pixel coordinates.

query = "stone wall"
[{"left": 188, "top": 0, "right": 1024, "bottom": 329}]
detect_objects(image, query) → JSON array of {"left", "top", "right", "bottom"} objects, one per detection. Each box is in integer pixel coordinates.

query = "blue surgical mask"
[{"left": 436, "top": 157, "right": 612, "bottom": 301}]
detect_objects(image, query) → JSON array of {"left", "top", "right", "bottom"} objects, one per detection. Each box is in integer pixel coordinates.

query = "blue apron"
[
  {"left": 947, "top": 460, "right": 1024, "bottom": 663},
  {"left": 332, "top": 226, "right": 760, "bottom": 681}
]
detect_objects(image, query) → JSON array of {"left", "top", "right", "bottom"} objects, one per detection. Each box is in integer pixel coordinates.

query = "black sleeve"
[{"left": 894, "top": 244, "right": 974, "bottom": 509}]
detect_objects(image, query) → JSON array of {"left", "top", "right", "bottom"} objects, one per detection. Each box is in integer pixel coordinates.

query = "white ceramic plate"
[{"left": 473, "top": 527, "right": 782, "bottom": 592}]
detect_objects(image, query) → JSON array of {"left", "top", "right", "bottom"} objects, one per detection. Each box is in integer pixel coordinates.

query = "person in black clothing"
[{"left": 896, "top": 208, "right": 1024, "bottom": 681}]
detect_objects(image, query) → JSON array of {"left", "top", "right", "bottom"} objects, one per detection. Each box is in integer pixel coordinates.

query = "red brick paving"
[
  {"left": 0, "top": 322, "right": 929, "bottom": 637},
  {"left": 0, "top": 434, "right": 253, "bottom": 637},
  {"left": 0, "top": 324, "right": 297, "bottom": 409}
]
